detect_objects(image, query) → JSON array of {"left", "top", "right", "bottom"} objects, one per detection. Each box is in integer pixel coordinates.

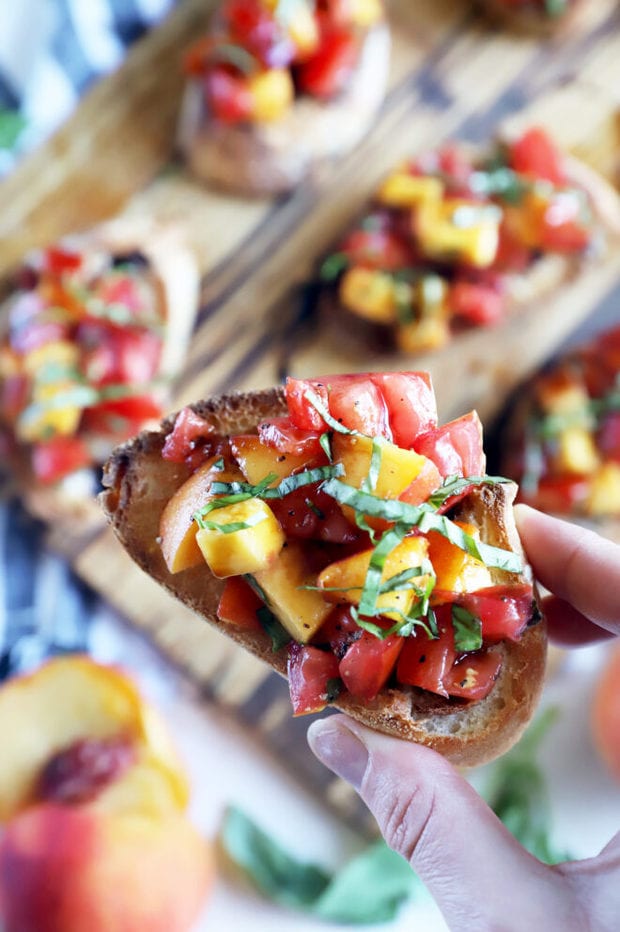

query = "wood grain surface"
[{"left": 2, "top": 0, "right": 620, "bottom": 833}]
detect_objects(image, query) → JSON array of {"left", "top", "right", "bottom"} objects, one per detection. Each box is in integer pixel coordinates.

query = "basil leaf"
[
  {"left": 321, "top": 479, "right": 522, "bottom": 573},
  {"left": 209, "top": 464, "right": 343, "bottom": 502},
  {"left": 361, "top": 438, "right": 383, "bottom": 493},
  {"left": 319, "top": 252, "right": 349, "bottom": 281},
  {"left": 484, "top": 708, "right": 571, "bottom": 864},
  {"left": 220, "top": 806, "right": 330, "bottom": 908},
  {"left": 427, "top": 474, "right": 512, "bottom": 509},
  {"left": 303, "top": 389, "right": 359, "bottom": 436},
  {"left": 319, "top": 431, "right": 332, "bottom": 461},
  {"left": 314, "top": 841, "right": 417, "bottom": 924},
  {"left": 257, "top": 605, "right": 291, "bottom": 652},
  {"left": 219, "top": 807, "right": 417, "bottom": 923},
  {"left": 195, "top": 516, "right": 265, "bottom": 534},
  {"left": 358, "top": 525, "right": 410, "bottom": 618},
  {"left": 452, "top": 604, "right": 483, "bottom": 652}
]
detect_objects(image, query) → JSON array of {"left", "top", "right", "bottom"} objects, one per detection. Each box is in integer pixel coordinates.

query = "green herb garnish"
[
  {"left": 319, "top": 252, "right": 349, "bottom": 282},
  {"left": 320, "top": 479, "right": 522, "bottom": 573},
  {"left": 452, "top": 604, "right": 483, "bottom": 652},
  {"left": 303, "top": 388, "right": 358, "bottom": 436},
  {"left": 219, "top": 806, "right": 417, "bottom": 922},
  {"left": 257, "top": 605, "right": 292, "bottom": 652}
]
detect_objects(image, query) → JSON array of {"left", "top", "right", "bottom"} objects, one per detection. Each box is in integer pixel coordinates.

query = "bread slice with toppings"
[{"left": 100, "top": 383, "right": 546, "bottom": 768}]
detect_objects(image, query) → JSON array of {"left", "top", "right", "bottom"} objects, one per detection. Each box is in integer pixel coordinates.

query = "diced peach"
[
  {"left": 0, "top": 804, "right": 213, "bottom": 932},
  {"left": 428, "top": 521, "right": 492, "bottom": 595},
  {"left": 249, "top": 69, "right": 294, "bottom": 122},
  {"left": 377, "top": 171, "right": 444, "bottom": 208},
  {"left": 396, "top": 315, "right": 450, "bottom": 354},
  {"left": 159, "top": 457, "right": 243, "bottom": 574},
  {"left": 195, "top": 497, "right": 285, "bottom": 577},
  {"left": 231, "top": 434, "right": 310, "bottom": 484},
  {"left": 338, "top": 267, "right": 397, "bottom": 323},
  {"left": 416, "top": 199, "right": 500, "bottom": 268},
  {"left": 253, "top": 542, "right": 333, "bottom": 643},
  {"left": 332, "top": 433, "right": 440, "bottom": 528},
  {"left": 318, "top": 536, "right": 430, "bottom": 621}
]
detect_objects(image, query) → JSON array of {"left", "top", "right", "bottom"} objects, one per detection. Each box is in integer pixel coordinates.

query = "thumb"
[{"left": 308, "top": 715, "right": 575, "bottom": 930}]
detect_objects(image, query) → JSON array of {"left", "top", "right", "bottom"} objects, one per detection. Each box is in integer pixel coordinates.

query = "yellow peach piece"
[
  {"left": 196, "top": 497, "right": 285, "bottom": 577},
  {"left": 249, "top": 69, "right": 294, "bottom": 122},
  {"left": 555, "top": 426, "right": 600, "bottom": 475},
  {"left": 428, "top": 521, "right": 493, "bottom": 595},
  {"left": 416, "top": 199, "right": 500, "bottom": 268},
  {"left": 377, "top": 171, "right": 444, "bottom": 208},
  {"left": 587, "top": 463, "right": 620, "bottom": 516},
  {"left": 339, "top": 267, "right": 397, "bottom": 323},
  {"left": 231, "top": 434, "right": 311, "bottom": 484}
]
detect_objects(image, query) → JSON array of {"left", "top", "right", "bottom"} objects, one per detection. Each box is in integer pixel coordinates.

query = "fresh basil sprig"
[{"left": 452, "top": 604, "right": 483, "bottom": 652}]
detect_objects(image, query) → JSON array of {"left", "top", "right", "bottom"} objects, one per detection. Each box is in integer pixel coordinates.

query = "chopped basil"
[
  {"left": 303, "top": 389, "right": 359, "bottom": 436},
  {"left": 194, "top": 513, "right": 266, "bottom": 533},
  {"left": 361, "top": 437, "right": 383, "bottom": 493},
  {"left": 452, "top": 604, "right": 483, "bottom": 652},
  {"left": 357, "top": 525, "right": 410, "bottom": 618},
  {"left": 544, "top": 0, "right": 567, "bottom": 16},
  {"left": 427, "top": 474, "right": 512, "bottom": 509},
  {"left": 219, "top": 806, "right": 416, "bottom": 922},
  {"left": 319, "top": 431, "right": 332, "bottom": 461},
  {"left": 320, "top": 479, "right": 522, "bottom": 573},
  {"left": 469, "top": 167, "right": 528, "bottom": 204},
  {"left": 319, "top": 252, "right": 349, "bottom": 282},
  {"left": 257, "top": 605, "right": 292, "bottom": 652},
  {"left": 210, "top": 42, "right": 258, "bottom": 74},
  {"left": 212, "top": 457, "right": 225, "bottom": 471}
]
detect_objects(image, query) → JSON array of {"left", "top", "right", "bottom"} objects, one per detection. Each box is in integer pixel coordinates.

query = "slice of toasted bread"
[
  {"left": 100, "top": 387, "right": 547, "bottom": 768},
  {"left": 177, "top": 23, "right": 391, "bottom": 197}
]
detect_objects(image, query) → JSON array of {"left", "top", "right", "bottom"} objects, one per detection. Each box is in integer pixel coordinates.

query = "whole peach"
[{"left": 0, "top": 803, "right": 213, "bottom": 932}]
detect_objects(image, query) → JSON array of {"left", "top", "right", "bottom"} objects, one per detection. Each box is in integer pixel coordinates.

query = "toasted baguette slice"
[
  {"left": 177, "top": 23, "right": 390, "bottom": 197},
  {"left": 0, "top": 219, "right": 199, "bottom": 528},
  {"left": 100, "top": 387, "right": 547, "bottom": 768}
]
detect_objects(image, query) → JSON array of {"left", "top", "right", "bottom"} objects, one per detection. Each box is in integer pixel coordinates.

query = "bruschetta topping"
[
  {"left": 183, "top": 0, "right": 384, "bottom": 125},
  {"left": 320, "top": 128, "right": 604, "bottom": 353},
  {"left": 158, "top": 372, "right": 539, "bottom": 714},
  {"left": 0, "top": 245, "right": 166, "bottom": 485},
  {"left": 505, "top": 326, "right": 620, "bottom": 517}
]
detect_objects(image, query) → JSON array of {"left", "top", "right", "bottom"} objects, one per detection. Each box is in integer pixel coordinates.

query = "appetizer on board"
[
  {"left": 501, "top": 324, "right": 620, "bottom": 528},
  {"left": 178, "top": 0, "right": 391, "bottom": 196},
  {"left": 317, "top": 127, "right": 620, "bottom": 356},
  {"left": 102, "top": 372, "right": 546, "bottom": 767},
  {"left": 0, "top": 221, "right": 198, "bottom": 510}
]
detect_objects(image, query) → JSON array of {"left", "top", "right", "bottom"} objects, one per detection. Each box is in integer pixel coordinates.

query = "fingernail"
[{"left": 307, "top": 717, "right": 369, "bottom": 791}]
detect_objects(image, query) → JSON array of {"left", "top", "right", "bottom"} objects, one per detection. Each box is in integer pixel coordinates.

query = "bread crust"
[
  {"left": 0, "top": 220, "right": 199, "bottom": 527},
  {"left": 100, "top": 387, "right": 547, "bottom": 767},
  {"left": 177, "top": 23, "right": 391, "bottom": 197}
]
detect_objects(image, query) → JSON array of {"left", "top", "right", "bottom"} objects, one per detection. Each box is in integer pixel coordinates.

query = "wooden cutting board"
[{"left": 2, "top": 0, "right": 620, "bottom": 833}]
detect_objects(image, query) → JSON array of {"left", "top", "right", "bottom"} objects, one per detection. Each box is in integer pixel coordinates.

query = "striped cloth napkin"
[{"left": 0, "top": 0, "right": 176, "bottom": 175}]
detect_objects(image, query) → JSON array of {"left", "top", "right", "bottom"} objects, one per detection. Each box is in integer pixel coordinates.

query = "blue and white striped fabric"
[{"left": 0, "top": 0, "right": 176, "bottom": 174}]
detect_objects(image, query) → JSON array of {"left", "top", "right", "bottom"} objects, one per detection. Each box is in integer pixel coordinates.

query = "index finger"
[{"left": 514, "top": 505, "right": 620, "bottom": 638}]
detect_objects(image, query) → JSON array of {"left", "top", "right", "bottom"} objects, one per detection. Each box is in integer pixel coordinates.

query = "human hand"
[{"left": 307, "top": 506, "right": 620, "bottom": 931}]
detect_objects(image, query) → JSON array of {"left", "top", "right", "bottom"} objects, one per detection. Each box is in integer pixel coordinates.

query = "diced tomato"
[
  {"left": 81, "top": 326, "right": 161, "bottom": 386},
  {"left": 257, "top": 416, "right": 324, "bottom": 458},
  {"left": 339, "top": 630, "right": 403, "bottom": 701},
  {"left": 520, "top": 474, "right": 591, "bottom": 514},
  {"left": 93, "top": 395, "right": 162, "bottom": 423},
  {"left": 288, "top": 644, "right": 341, "bottom": 715},
  {"left": 414, "top": 411, "right": 485, "bottom": 478},
  {"left": 396, "top": 610, "right": 456, "bottom": 698},
  {"left": 44, "top": 247, "right": 83, "bottom": 276},
  {"left": 340, "top": 221, "right": 417, "bottom": 272},
  {"left": 598, "top": 412, "right": 620, "bottom": 463},
  {"left": 161, "top": 407, "right": 216, "bottom": 463},
  {"left": 222, "top": 0, "right": 295, "bottom": 68},
  {"left": 31, "top": 436, "right": 92, "bottom": 484},
  {"left": 217, "top": 576, "right": 264, "bottom": 632},
  {"left": 538, "top": 191, "right": 591, "bottom": 253},
  {"left": 508, "top": 127, "right": 566, "bottom": 186},
  {"left": 453, "top": 583, "right": 535, "bottom": 642},
  {"left": 450, "top": 280, "right": 505, "bottom": 326},
  {"left": 369, "top": 372, "right": 437, "bottom": 447},
  {"left": 399, "top": 457, "right": 442, "bottom": 506},
  {"left": 204, "top": 67, "right": 254, "bottom": 124},
  {"left": 296, "top": 24, "right": 358, "bottom": 99},
  {"left": 93, "top": 272, "right": 149, "bottom": 314},
  {"left": 285, "top": 374, "right": 392, "bottom": 439},
  {"left": 313, "top": 606, "right": 361, "bottom": 658},
  {"left": 438, "top": 143, "right": 475, "bottom": 196},
  {"left": 0, "top": 374, "right": 30, "bottom": 422},
  {"left": 270, "top": 484, "right": 360, "bottom": 544},
  {"left": 443, "top": 649, "right": 502, "bottom": 701},
  {"left": 328, "top": 378, "right": 391, "bottom": 439},
  {"left": 492, "top": 221, "right": 533, "bottom": 273}
]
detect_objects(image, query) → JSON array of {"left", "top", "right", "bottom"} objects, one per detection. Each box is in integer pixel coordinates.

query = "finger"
[
  {"left": 542, "top": 595, "right": 617, "bottom": 647},
  {"left": 308, "top": 715, "right": 576, "bottom": 930},
  {"left": 515, "top": 505, "right": 620, "bottom": 637}
]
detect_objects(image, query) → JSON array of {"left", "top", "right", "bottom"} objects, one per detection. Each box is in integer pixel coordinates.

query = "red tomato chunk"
[{"left": 288, "top": 644, "right": 341, "bottom": 715}]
